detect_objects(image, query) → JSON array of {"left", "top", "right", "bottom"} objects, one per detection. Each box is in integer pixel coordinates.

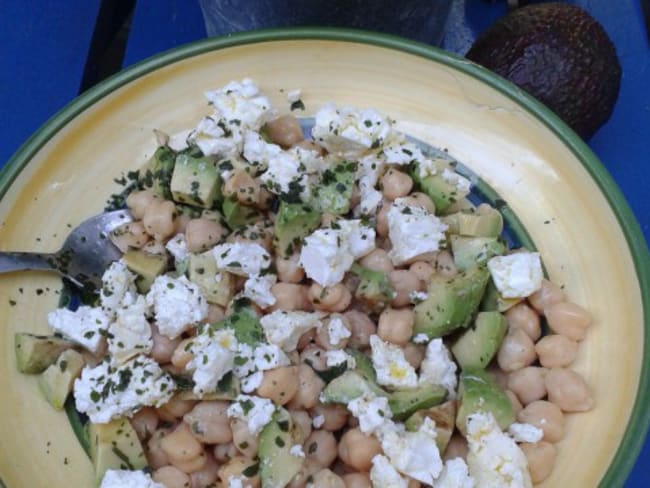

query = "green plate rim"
[{"left": 1, "top": 27, "right": 648, "bottom": 487}]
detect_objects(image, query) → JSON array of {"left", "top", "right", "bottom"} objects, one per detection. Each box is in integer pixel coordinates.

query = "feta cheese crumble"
[
  {"left": 433, "top": 458, "right": 475, "bottom": 488},
  {"left": 466, "top": 412, "right": 533, "bottom": 488},
  {"left": 312, "top": 414, "right": 325, "bottom": 428},
  {"left": 419, "top": 338, "right": 458, "bottom": 399},
  {"left": 165, "top": 233, "right": 189, "bottom": 264},
  {"left": 322, "top": 315, "right": 352, "bottom": 347},
  {"left": 412, "top": 333, "right": 430, "bottom": 344},
  {"left": 205, "top": 78, "right": 272, "bottom": 131},
  {"left": 189, "top": 116, "right": 243, "bottom": 158},
  {"left": 48, "top": 305, "right": 109, "bottom": 354},
  {"left": 487, "top": 252, "right": 543, "bottom": 298},
  {"left": 387, "top": 198, "right": 448, "bottom": 265},
  {"left": 326, "top": 350, "right": 356, "bottom": 369},
  {"left": 74, "top": 355, "right": 174, "bottom": 424},
  {"left": 290, "top": 444, "right": 306, "bottom": 458},
  {"left": 347, "top": 393, "right": 392, "bottom": 434},
  {"left": 242, "top": 274, "right": 277, "bottom": 308},
  {"left": 409, "top": 290, "right": 429, "bottom": 304},
  {"left": 371, "top": 454, "right": 409, "bottom": 488},
  {"left": 212, "top": 242, "right": 271, "bottom": 277},
  {"left": 186, "top": 327, "right": 238, "bottom": 396},
  {"left": 107, "top": 296, "right": 152, "bottom": 364},
  {"left": 260, "top": 310, "right": 324, "bottom": 351},
  {"left": 227, "top": 394, "right": 276, "bottom": 435},
  {"left": 100, "top": 260, "right": 137, "bottom": 316},
  {"left": 370, "top": 335, "right": 418, "bottom": 389},
  {"left": 100, "top": 469, "right": 165, "bottom": 488},
  {"left": 508, "top": 423, "right": 544, "bottom": 444}
]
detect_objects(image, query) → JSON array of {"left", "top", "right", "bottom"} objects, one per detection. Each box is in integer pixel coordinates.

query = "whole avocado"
[{"left": 466, "top": 3, "right": 621, "bottom": 139}]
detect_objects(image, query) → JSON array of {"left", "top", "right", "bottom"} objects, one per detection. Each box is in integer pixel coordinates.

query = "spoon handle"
[{"left": 0, "top": 252, "right": 57, "bottom": 275}]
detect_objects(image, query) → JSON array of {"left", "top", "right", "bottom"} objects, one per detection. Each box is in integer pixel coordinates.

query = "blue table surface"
[{"left": 1, "top": 0, "right": 649, "bottom": 485}]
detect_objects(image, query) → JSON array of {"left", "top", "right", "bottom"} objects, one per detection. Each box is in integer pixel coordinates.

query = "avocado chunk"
[
  {"left": 122, "top": 250, "right": 167, "bottom": 293},
  {"left": 87, "top": 417, "right": 147, "bottom": 486},
  {"left": 404, "top": 400, "right": 456, "bottom": 453},
  {"left": 259, "top": 407, "right": 303, "bottom": 488},
  {"left": 457, "top": 205, "right": 503, "bottom": 238},
  {"left": 222, "top": 197, "right": 263, "bottom": 229},
  {"left": 273, "top": 202, "right": 320, "bottom": 257},
  {"left": 456, "top": 369, "right": 515, "bottom": 435},
  {"left": 466, "top": 3, "right": 621, "bottom": 139},
  {"left": 214, "top": 307, "right": 265, "bottom": 346},
  {"left": 188, "top": 251, "right": 234, "bottom": 306},
  {"left": 15, "top": 333, "right": 74, "bottom": 374},
  {"left": 388, "top": 384, "right": 447, "bottom": 421},
  {"left": 320, "top": 371, "right": 385, "bottom": 404},
  {"left": 351, "top": 264, "right": 395, "bottom": 312},
  {"left": 313, "top": 161, "right": 357, "bottom": 215},
  {"left": 413, "top": 266, "right": 490, "bottom": 338},
  {"left": 410, "top": 160, "right": 470, "bottom": 214},
  {"left": 451, "top": 311, "right": 508, "bottom": 370},
  {"left": 38, "top": 349, "right": 85, "bottom": 410},
  {"left": 345, "top": 348, "right": 377, "bottom": 382},
  {"left": 139, "top": 145, "right": 176, "bottom": 199},
  {"left": 175, "top": 371, "right": 241, "bottom": 401},
  {"left": 170, "top": 153, "right": 221, "bottom": 208},
  {"left": 450, "top": 235, "right": 505, "bottom": 271}
]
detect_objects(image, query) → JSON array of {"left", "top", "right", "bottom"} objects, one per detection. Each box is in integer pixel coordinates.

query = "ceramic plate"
[{"left": 0, "top": 29, "right": 648, "bottom": 487}]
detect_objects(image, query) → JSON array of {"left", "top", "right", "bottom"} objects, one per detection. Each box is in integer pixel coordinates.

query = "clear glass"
[{"left": 198, "top": 0, "right": 454, "bottom": 45}]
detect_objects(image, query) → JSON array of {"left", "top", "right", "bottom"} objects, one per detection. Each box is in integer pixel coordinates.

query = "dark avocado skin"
[{"left": 466, "top": 3, "right": 621, "bottom": 139}]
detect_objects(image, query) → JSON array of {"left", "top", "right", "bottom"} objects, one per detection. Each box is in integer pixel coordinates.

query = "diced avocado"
[
  {"left": 259, "top": 407, "right": 303, "bottom": 488},
  {"left": 410, "top": 161, "right": 470, "bottom": 214},
  {"left": 345, "top": 348, "right": 377, "bottom": 382},
  {"left": 413, "top": 266, "right": 490, "bottom": 338},
  {"left": 451, "top": 311, "right": 508, "bottom": 370},
  {"left": 351, "top": 264, "right": 395, "bottom": 312},
  {"left": 480, "top": 280, "right": 499, "bottom": 312},
  {"left": 457, "top": 205, "right": 503, "bottom": 238},
  {"left": 170, "top": 153, "right": 221, "bottom": 208},
  {"left": 15, "top": 333, "right": 74, "bottom": 374},
  {"left": 122, "top": 250, "right": 167, "bottom": 293},
  {"left": 404, "top": 400, "right": 456, "bottom": 453},
  {"left": 175, "top": 203, "right": 203, "bottom": 219},
  {"left": 313, "top": 361, "right": 349, "bottom": 384},
  {"left": 222, "top": 197, "right": 263, "bottom": 229},
  {"left": 139, "top": 145, "right": 176, "bottom": 199},
  {"left": 313, "top": 161, "right": 357, "bottom": 215},
  {"left": 188, "top": 251, "right": 234, "bottom": 306},
  {"left": 456, "top": 369, "right": 515, "bottom": 435},
  {"left": 273, "top": 202, "right": 320, "bottom": 257},
  {"left": 450, "top": 235, "right": 505, "bottom": 271},
  {"left": 38, "top": 349, "right": 85, "bottom": 410},
  {"left": 87, "top": 417, "right": 147, "bottom": 486},
  {"left": 320, "top": 371, "right": 385, "bottom": 404},
  {"left": 440, "top": 213, "right": 460, "bottom": 234},
  {"left": 388, "top": 384, "right": 447, "bottom": 421},
  {"left": 215, "top": 307, "right": 265, "bottom": 346}
]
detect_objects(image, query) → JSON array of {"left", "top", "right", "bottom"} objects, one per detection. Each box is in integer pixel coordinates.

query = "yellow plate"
[{"left": 0, "top": 29, "right": 648, "bottom": 487}]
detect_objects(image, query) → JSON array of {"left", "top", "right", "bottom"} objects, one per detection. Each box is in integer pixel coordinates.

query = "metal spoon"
[{"left": 0, "top": 209, "right": 132, "bottom": 290}]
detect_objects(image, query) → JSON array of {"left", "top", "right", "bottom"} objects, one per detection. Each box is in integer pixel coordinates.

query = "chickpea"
[
  {"left": 293, "top": 139, "right": 326, "bottom": 155},
  {"left": 152, "top": 466, "right": 191, "bottom": 488},
  {"left": 151, "top": 323, "right": 182, "bottom": 364},
  {"left": 403, "top": 343, "right": 426, "bottom": 369},
  {"left": 520, "top": 442, "right": 557, "bottom": 484},
  {"left": 376, "top": 201, "right": 391, "bottom": 237},
  {"left": 443, "top": 433, "right": 469, "bottom": 461},
  {"left": 535, "top": 334, "right": 579, "bottom": 368},
  {"left": 338, "top": 428, "right": 382, "bottom": 471},
  {"left": 288, "top": 460, "right": 322, "bottom": 488},
  {"left": 185, "top": 218, "right": 227, "bottom": 253},
  {"left": 126, "top": 189, "right": 160, "bottom": 219},
  {"left": 213, "top": 442, "right": 238, "bottom": 463},
  {"left": 110, "top": 221, "right": 150, "bottom": 252},
  {"left": 497, "top": 328, "right": 537, "bottom": 373},
  {"left": 486, "top": 364, "right": 509, "bottom": 390},
  {"left": 435, "top": 250, "right": 458, "bottom": 278},
  {"left": 147, "top": 427, "right": 172, "bottom": 469},
  {"left": 505, "top": 389, "right": 523, "bottom": 416},
  {"left": 343, "top": 473, "right": 372, "bottom": 488},
  {"left": 505, "top": 303, "right": 541, "bottom": 341},
  {"left": 290, "top": 409, "right": 313, "bottom": 443},
  {"left": 223, "top": 170, "right": 262, "bottom": 206},
  {"left": 300, "top": 345, "right": 329, "bottom": 373},
  {"left": 230, "top": 418, "right": 259, "bottom": 458},
  {"left": 310, "top": 404, "right": 348, "bottom": 432},
  {"left": 206, "top": 304, "right": 226, "bottom": 324},
  {"left": 545, "top": 368, "right": 594, "bottom": 412},
  {"left": 183, "top": 401, "right": 232, "bottom": 444},
  {"left": 304, "top": 430, "right": 338, "bottom": 468},
  {"left": 389, "top": 270, "right": 421, "bottom": 307},
  {"left": 287, "top": 364, "right": 326, "bottom": 411},
  {"left": 190, "top": 451, "right": 219, "bottom": 488},
  {"left": 218, "top": 456, "right": 261, "bottom": 487},
  {"left": 143, "top": 199, "right": 177, "bottom": 241},
  {"left": 344, "top": 310, "right": 377, "bottom": 348},
  {"left": 517, "top": 400, "right": 565, "bottom": 443},
  {"left": 545, "top": 301, "right": 592, "bottom": 341},
  {"left": 529, "top": 279, "right": 565, "bottom": 313},
  {"left": 316, "top": 315, "right": 352, "bottom": 350},
  {"left": 409, "top": 261, "right": 435, "bottom": 282},
  {"left": 257, "top": 366, "right": 299, "bottom": 405},
  {"left": 350, "top": 184, "right": 361, "bottom": 209},
  {"left": 399, "top": 192, "right": 435, "bottom": 214},
  {"left": 360, "top": 248, "right": 394, "bottom": 273},
  {"left": 507, "top": 367, "right": 547, "bottom": 405},
  {"left": 309, "top": 283, "right": 352, "bottom": 313},
  {"left": 381, "top": 169, "right": 413, "bottom": 200},
  {"left": 160, "top": 423, "right": 206, "bottom": 472},
  {"left": 171, "top": 338, "right": 193, "bottom": 370},
  {"left": 142, "top": 239, "right": 168, "bottom": 256},
  {"left": 130, "top": 406, "right": 159, "bottom": 442},
  {"left": 276, "top": 252, "right": 305, "bottom": 283},
  {"left": 311, "top": 469, "right": 346, "bottom": 488},
  {"left": 377, "top": 307, "right": 414, "bottom": 346},
  {"left": 175, "top": 213, "right": 191, "bottom": 234},
  {"left": 265, "top": 114, "right": 304, "bottom": 148},
  {"left": 157, "top": 394, "right": 197, "bottom": 422},
  {"left": 272, "top": 283, "right": 311, "bottom": 311},
  {"left": 297, "top": 328, "right": 316, "bottom": 351}
]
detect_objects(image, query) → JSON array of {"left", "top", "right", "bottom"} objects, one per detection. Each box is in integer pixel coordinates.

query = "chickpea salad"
[{"left": 15, "top": 79, "right": 595, "bottom": 488}]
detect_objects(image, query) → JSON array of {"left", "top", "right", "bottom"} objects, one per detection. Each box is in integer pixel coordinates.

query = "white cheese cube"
[
  {"left": 370, "top": 335, "right": 417, "bottom": 389},
  {"left": 381, "top": 141, "right": 425, "bottom": 166},
  {"left": 189, "top": 116, "right": 243, "bottom": 158},
  {"left": 187, "top": 327, "right": 238, "bottom": 397},
  {"left": 418, "top": 338, "right": 458, "bottom": 399},
  {"left": 227, "top": 394, "right": 276, "bottom": 435},
  {"left": 322, "top": 315, "right": 352, "bottom": 347},
  {"left": 108, "top": 296, "right": 152, "bottom": 364},
  {"left": 325, "top": 350, "right": 356, "bottom": 369},
  {"left": 204, "top": 78, "right": 272, "bottom": 131},
  {"left": 300, "top": 228, "right": 354, "bottom": 287},
  {"left": 212, "top": 242, "right": 271, "bottom": 277},
  {"left": 287, "top": 89, "right": 302, "bottom": 104},
  {"left": 336, "top": 219, "right": 376, "bottom": 259},
  {"left": 508, "top": 423, "right": 544, "bottom": 443},
  {"left": 290, "top": 444, "right": 306, "bottom": 458},
  {"left": 253, "top": 344, "right": 291, "bottom": 371},
  {"left": 347, "top": 393, "right": 392, "bottom": 434},
  {"left": 370, "top": 454, "right": 409, "bottom": 488},
  {"left": 241, "top": 371, "right": 264, "bottom": 394},
  {"left": 433, "top": 458, "right": 475, "bottom": 488},
  {"left": 48, "top": 305, "right": 110, "bottom": 354},
  {"left": 242, "top": 274, "right": 277, "bottom": 308},
  {"left": 260, "top": 310, "right": 324, "bottom": 351},
  {"left": 487, "top": 252, "right": 543, "bottom": 298},
  {"left": 165, "top": 233, "right": 188, "bottom": 264},
  {"left": 100, "top": 469, "right": 165, "bottom": 488},
  {"left": 100, "top": 260, "right": 137, "bottom": 317},
  {"left": 441, "top": 168, "right": 472, "bottom": 194}
]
